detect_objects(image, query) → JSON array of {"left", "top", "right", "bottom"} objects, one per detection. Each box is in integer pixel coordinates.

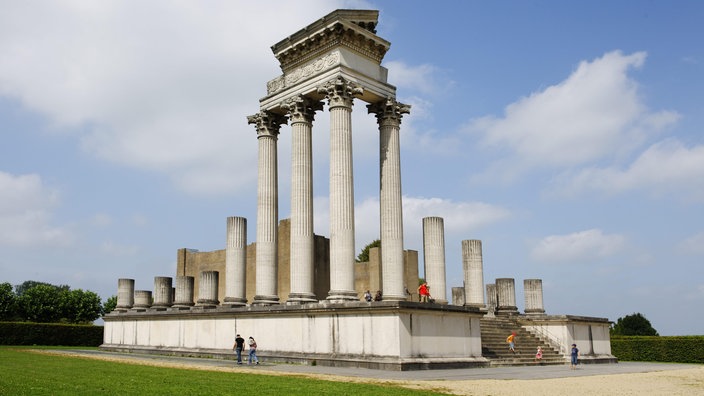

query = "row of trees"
[{"left": 0, "top": 281, "right": 113, "bottom": 324}]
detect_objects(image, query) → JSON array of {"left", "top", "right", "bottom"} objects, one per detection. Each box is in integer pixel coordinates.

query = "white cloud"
[
  {"left": 0, "top": 171, "right": 73, "bottom": 247},
  {"left": 531, "top": 228, "right": 626, "bottom": 264},
  {"left": 385, "top": 60, "right": 454, "bottom": 96},
  {"left": 0, "top": 1, "right": 355, "bottom": 197},
  {"left": 678, "top": 232, "right": 704, "bottom": 255},
  {"left": 465, "top": 51, "right": 679, "bottom": 178},
  {"left": 553, "top": 139, "right": 704, "bottom": 201}
]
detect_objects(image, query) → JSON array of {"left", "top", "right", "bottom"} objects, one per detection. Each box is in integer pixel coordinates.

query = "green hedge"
[
  {"left": 0, "top": 322, "right": 103, "bottom": 346},
  {"left": 611, "top": 335, "right": 704, "bottom": 364}
]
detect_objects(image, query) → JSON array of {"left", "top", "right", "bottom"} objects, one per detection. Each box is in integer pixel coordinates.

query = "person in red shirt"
[{"left": 418, "top": 282, "right": 431, "bottom": 303}]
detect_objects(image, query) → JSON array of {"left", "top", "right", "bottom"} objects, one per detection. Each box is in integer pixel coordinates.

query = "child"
[
  {"left": 535, "top": 346, "right": 543, "bottom": 363},
  {"left": 570, "top": 343, "right": 579, "bottom": 369}
]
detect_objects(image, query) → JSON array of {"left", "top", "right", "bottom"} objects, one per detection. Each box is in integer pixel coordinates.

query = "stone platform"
[{"left": 102, "top": 301, "right": 489, "bottom": 371}]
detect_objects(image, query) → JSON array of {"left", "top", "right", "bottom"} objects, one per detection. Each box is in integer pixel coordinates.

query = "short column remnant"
[
  {"left": 462, "top": 239, "right": 486, "bottom": 308},
  {"left": 133, "top": 290, "right": 152, "bottom": 310},
  {"left": 524, "top": 278, "right": 546, "bottom": 315},
  {"left": 116, "top": 278, "right": 135, "bottom": 311},
  {"left": 196, "top": 271, "right": 220, "bottom": 307},
  {"left": 224, "top": 216, "right": 248, "bottom": 306},
  {"left": 485, "top": 283, "right": 497, "bottom": 317},
  {"left": 173, "top": 276, "right": 195, "bottom": 308},
  {"left": 422, "top": 216, "right": 447, "bottom": 304},
  {"left": 496, "top": 278, "right": 519, "bottom": 315},
  {"left": 152, "top": 276, "right": 173, "bottom": 308},
  {"left": 451, "top": 287, "right": 465, "bottom": 305}
]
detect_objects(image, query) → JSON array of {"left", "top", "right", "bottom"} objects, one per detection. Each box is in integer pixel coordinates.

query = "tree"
[
  {"left": 611, "top": 312, "right": 659, "bottom": 336},
  {"left": 15, "top": 280, "right": 68, "bottom": 296},
  {"left": 356, "top": 239, "right": 381, "bottom": 262},
  {"left": 102, "top": 295, "right": 117, "bottom": 316},
  {"left": 61, "top": 289, "right": 102, "bottom": 323},
  {"left": 16, "top": 283, "right": 65, "bottom": 323},
  {"left": 0, "top": 282, "right": 17, "bottom": 320}
]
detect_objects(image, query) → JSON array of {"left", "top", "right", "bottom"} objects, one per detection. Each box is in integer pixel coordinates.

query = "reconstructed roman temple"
[{"left": 102, "top": 9, "right": 615, "bottom": 370}]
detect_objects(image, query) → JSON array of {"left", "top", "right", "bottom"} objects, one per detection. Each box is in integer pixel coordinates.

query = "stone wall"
[{"left": 177, "top": 218, "right": 417, "bottom": 303}]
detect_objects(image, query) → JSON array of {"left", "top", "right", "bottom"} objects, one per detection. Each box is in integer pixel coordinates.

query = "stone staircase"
[{"left": 480, "top": 316, "right": 565, "bottom": 366}]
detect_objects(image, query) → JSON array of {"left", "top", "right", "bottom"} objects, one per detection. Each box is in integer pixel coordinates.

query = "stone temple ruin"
[{"left": 102, "top": 9, "right": 616, "bottom": 370}]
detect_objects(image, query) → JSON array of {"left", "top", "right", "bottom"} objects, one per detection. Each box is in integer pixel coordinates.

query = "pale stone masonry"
[
  {"left": 116, "top": 278, "right": 134, "bottom": 311},
  {"left": 173, "top": 275, "right": 194, "bottom": 308},
  {"left": 524, "top": 278, "right": 546, "bottom": 315},
  {"left": 152, "top": 276, "right": 172, "bottom": 308},
  {"left": 196, "top": 271, "right": 219, "bottom": 307},
  {"left": 422, "top": 216, "right": 448, "bottom": 304},
  {"left": 496, "top": 277, "right": 519, "bottom": 315},
  {"left": 462, "top": 239, "right": 486, "bottom": 308},
  {"left": 224, "top": 216, "right": 247, "bottom": 306}
]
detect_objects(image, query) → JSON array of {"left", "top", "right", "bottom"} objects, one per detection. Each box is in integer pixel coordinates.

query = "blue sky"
[{"left": 1, "top": 1, "right": 702, "bottom": 335}]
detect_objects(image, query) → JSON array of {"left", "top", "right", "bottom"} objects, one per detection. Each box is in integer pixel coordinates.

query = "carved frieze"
[{"left": 267, "top": 51, "right": 341, "bottom": 95}]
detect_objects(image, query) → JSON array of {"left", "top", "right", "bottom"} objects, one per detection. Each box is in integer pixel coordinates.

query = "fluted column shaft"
[
  {"left": 152, "top": 276, "right": 172, "bottom": 307},
  {"left": 173, "top": 275, "right": 195, "bottom": 308},
  {"left": 496, "top": 277, "right": 519, "bottom": 315},
  {"left": 318, "top": 77, "right": 362, "bottom": 301},
  {"left": 524, "top": 278, "right": 546, "bottom": 315},
  {"left": 284, "top": 96, "right": 322, "bottom": 303},
  {"left": 248, "top": 112, "right": 286, "bottom": 305},
  {"left": 422, "top": 216, "right": 447, "bottom": 304},
  {"left": 369, "top": 98, "right": 410, "bottom": 301},
  {"left": 196, "top": 271, "right": 219, "bottom": 307},
  {"left": 462, "top": 239, "right": 486, "bottom": 308},
  {"left": 224, "top": 216, "right": 247, "bottom": 306}
]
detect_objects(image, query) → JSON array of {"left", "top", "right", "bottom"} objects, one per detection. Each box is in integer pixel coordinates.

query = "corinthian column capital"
[
  {"left": 281, "top": 95, "right": 323, "bottom": 124},
  {"left": 247, "top": 111, "right": 288, "bottom": 138},
  {"left": 367, "top": 97, "right": 411, "bottom": 126},
  {"left": 317, "top": 77, "right": 363, "bottom": 109}
]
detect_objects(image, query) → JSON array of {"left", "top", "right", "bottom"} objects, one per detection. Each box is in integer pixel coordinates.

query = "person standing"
[
  {"left": 417, "top": 282, "right": 431, "bottom": 303},
  {"left": 507, "top": 332, "right": 517, "bottom": 354},
  {"left": 248, "top": 336, "right": 259, "bottom": 365},
  {"left": 570, "top": 343, "right": 579, "bottom": 369},
  {"left": 232, "top": 334, "right": 245, "bottom": 364},
  {"left": 363, "top": 290, "right": 372, "bottom": 302}
]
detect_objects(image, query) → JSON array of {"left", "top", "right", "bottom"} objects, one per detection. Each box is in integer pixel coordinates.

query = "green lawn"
[{"left": 0, "top": 347, "right": 450, "bottom": 395}]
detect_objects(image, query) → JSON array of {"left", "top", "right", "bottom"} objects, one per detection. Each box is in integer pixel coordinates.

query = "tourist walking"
[
  {"left": 232, "top": 334, "right": 245, "bottom": 364},
  {"left": 535, "top": 346, "right": 543, "bottom": 363},
  {"left": 248, "top": 336, "right": 259, "bottom": 365},
  {"left": 570, "top": 343, "right": 579, "bottom": 369},
  {"left": 507, "top": 332, "right": 517, "bottom": 354}
]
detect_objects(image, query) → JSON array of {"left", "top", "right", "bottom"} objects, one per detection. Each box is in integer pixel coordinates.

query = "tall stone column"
[
  {"left": 422, "top": 216, "right": 447, "bottom": 304},
  {"left": 173, "top": 275, "right": 195, "bottom": 308},
  {"left": 318, "top": 77, "right": 362, "bottom": 302},
  {"left": 368, "top": 98, "right": 411, "bottom": 301},
  {"left": 282, "top": 95, "right": 322, "bottom": 304},
  {"left": 247, "top": 111, "right": 287, "bottom": 305},
  {"left": 116, "top": 278, "right": 134, "bottom": 311},
  {"left": 152, "top": 276, "right": 172, "bottom": 308},
  {"left": 224, "top": 216, "right": 247, "bottom": 306},
  {"left": 524, "top": 278, "right": 546, "bottom": 315},
  {"left": 462, "top": 239, "right": 485, "bottom": 308},
  {"left": 496, "top": 278, "right": 519, "bottom": 315},
  {"left": 196, "top": 271, "right": 219, "bottom": 307}
]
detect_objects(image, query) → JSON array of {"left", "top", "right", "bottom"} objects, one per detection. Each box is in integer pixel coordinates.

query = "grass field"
[{"left": 0, "top": 346, "right": 450, "bottom": 395}]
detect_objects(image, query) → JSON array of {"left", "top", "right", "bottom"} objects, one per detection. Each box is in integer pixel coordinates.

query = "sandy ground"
[{"left": 35, "top": 350, "right": 704, "bottom": 396}]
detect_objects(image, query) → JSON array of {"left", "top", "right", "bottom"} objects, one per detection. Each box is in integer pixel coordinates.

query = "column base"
[
  {"left": 196, "top": 299, "right": 219, "bottom": 307},
  {"left": 223, "top": 297, "right": 248, "bottom": 307},
  {"left": 252, "top": 295, "right": 280, "bottom": 305},
  {"left": 326, "top": 290, "right": 359, "bottom": 303},
  {"left": 172, "top": 302, "right": 195, "bottom": 308},
  {"left": 286, "top": 293, "right": 318, "bottom": 304}
]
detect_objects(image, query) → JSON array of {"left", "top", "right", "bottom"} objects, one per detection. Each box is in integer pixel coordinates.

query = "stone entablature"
[{"left": 270, "top": 10, "right": 388, "bottom": 73}]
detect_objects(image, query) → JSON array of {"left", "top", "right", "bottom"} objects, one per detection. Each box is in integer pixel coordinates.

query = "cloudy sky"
[{"left": 1, "top": 1, "right": 702, "bottom": 335}]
